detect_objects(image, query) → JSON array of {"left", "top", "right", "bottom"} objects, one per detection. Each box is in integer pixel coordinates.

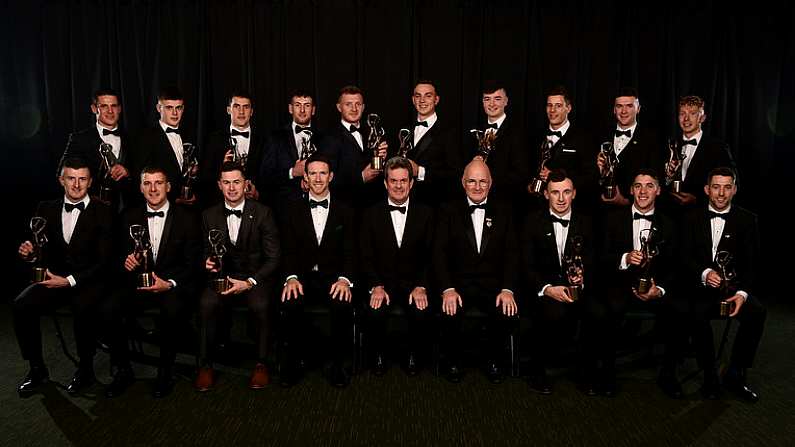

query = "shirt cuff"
[
  {"left": 288, "top": 168, "right": 294, "bottom": 180},
  {"left": 500, "top": 288, "right": 514, "bottom": 295},
  {"left": 538, "top": 284, "right": 551, "bottom": 297},
  {"left": 657, "top": 286, "right": 666, "bottom": 296},
  {"left": 737, "top": 290, "right": 748, "bottom": 301},
  {"left": 417, "top": 166, "right": 426, "bottom": 181},
  {"left": 67, "top": 275, "right": 76, "bottom": 287},
  {"left": 168, "top": 279, "right": 177, "bottom": 289},
  {"left": 247, "top": 277, "right": 257, "bottom": 286},
  {"left": 442, "top": 287, "right": 455, "bottom": 294},
  {"left": 338, "top": 276, "right": 353, "bottom": 288},
  {"left": 284, "top": 274, "right": 298, "bottom": 286},
  {"left": 619, "top": 253, "right": 630, "bottom": 270},
  {"left": 701, "top": 268, "right": 714, "bottom": 286}
]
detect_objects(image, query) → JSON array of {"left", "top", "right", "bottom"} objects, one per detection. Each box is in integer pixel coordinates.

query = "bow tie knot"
[
  {"left": 64, "top": 202, "right": 85, "bottom": 213},
  {"left": 633, "top": 212, "right": 653, "bottom": 221},
  {"left": 681, "top": 138, "right": 697, "bottom": 146},
  {"left": 224, "top": 208, "right": 243, "bottom": 218},
  {"left": 469, "top": 203, "right": 487, "bottom": 214},
  {"left": 295, "top": 126, "right": 313, "bottom": 134},
  {"left": 310, "top": 199, "right": 329, "bottom": 209},
  {"left": 550, "top": 215, "right": 570, "bottom": 227},
  {"left": 349, "top": 125, "right": 360, "bottom": 134},
  {"left": 708, "top": 211, "right": 727, "bottom": 220},
  {"left": 614, "top": 129, "right": 632, "bottom": 138},
  {"left": 102, "top": 128, "right": 120, "bottom": 137},
  {"left": 146, "top": 210, "right": 165, "bottom": 218},
  {"left": 415, "top": 121, "right": 428, "bottom": 128},
  {"left": 231, "top": 129, "right": 250, "bottom": 138},
  {"left": 388, "top": 205, "right": 407, "bottom": 214},
  {"left": 546, "top": 129, "right": 562, "bottom": 138},
  {"left": 165, "top": 127, "right": 180, "bottom": 134},
  {"left": 485, "top": 123, "right": 499, "bottom": 130}
]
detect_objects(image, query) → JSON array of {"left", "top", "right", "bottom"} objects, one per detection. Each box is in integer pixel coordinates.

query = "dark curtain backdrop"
[{"left": 1, "top": 1, "right": 793, "bottom": 295}]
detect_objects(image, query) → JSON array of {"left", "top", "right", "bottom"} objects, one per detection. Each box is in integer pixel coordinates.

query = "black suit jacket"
[
  {"left": 280, "top": 196, "right": 356, "bottom": 284},
  {"left": 433, "top": 198, "right": 519, "bottom": 296},
  {"left": 405, "top": 118, "right": 464, "bottom": 206},
  {"left": 199, "top": 128, "right": 266, "bottom": 207},
  {"left": 535, "top": 123, "right": 599, "bottom": 203},
  {"left": 471, "top": 116, "right": 530, "bottom": 203},
  {"left": 32, "top": 198, "right": 113, "bottom": 285},
  {"left": 201, "top": 200, "right": 280, "bottom": 284},
  {"left": 321, "top": 122, "right": 384, "bottom": 207},
  {"left": 679, "top": 135, "right": 736, "bottom": 198},
  {"left": 360, "top": 200, "right": 435, "bottom": 294},
  {"left": 521, "top": 209, "right": 594, "bottom": 296},
  {"left": 131, "top": 126, "right": 195, "bottom": 202},
  {"left": 605, "top": 124, "right": 665, "bottom": 198},
  {"left": 259, "top": 124, "right": 325, "bottom": 208}
]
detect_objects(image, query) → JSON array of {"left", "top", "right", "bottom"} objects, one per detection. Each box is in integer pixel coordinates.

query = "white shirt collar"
[
  {"left": 467, "top": 197, "right": 488, "bottom": 207},
  {"left": 417, "top": 113, "right": 437, "bottom": 127},
  {"left": 488, "top": 113, "right": 507, "bottom": 129},
  {"left": 616, "top": 122, "right": 638, "bottom": 134},
  {"left": 230, "top": 125, "right": 251, "bottom": 133},
  {"left": 341, "top": 120, "right": 360, "bottom": 131},
  {"left": 225, "top": 199, "right": 246, "bottom": 211},
  {"left": 64, "top": 195, "right": 90, "bottom": 208},
  {"left": 550, "top": 120, "right": 570, "bottom": 136},
  {"left": 708, "top": 204, "right": 731, "bottom": 215},
  {"left": 159, "top": 121, "right": 179, "bottom": 133},
  {"left": 147, "top": 201, "right": 170, "bottom": 215},
  {"left": 548, "top": 209, "right": 572, "bottom": 220},
  {"left": 388, "top": 198, "right": 410, "bottom": 208},
  {"left": 96, "top": 122, "right": 118, "bottom": 134},
  {"left": 631, "top": 205, "right": 654, "bottom": 216}
]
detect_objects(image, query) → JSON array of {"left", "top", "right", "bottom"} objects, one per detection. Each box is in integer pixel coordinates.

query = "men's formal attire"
[
  {"left": 471, "top": 115, "right": 530, "bottom": 206},
  {"left": 405, "top": 114, "right": 464, "bottom": 206},
  {"left": 360, "top": 198, "right": 434, "bottom": 366},
  {"left": 199, "top": 126, "right": 266, "bottom": 207},
  {"left": 321, "top": 121, "right": 385, "bottom": 208},
  {"left": 132, "top": 122, "right": 195, "bottom": 203},
  {"left": 603, "top": 124, "right": 665, "bottom": 201},
  {"left": 535, "top": 121, "right": 599, "bottom": 211},
  {"left": 199, "top": 199, "right": 280, "bottom": 365}
]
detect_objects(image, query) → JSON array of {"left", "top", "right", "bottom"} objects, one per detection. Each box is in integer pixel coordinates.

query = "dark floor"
[{"left": 1, "top": 301, "right": 794, "bottom": 447}]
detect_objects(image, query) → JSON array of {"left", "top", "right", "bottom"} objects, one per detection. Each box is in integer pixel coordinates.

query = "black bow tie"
[
  {"left": 295, "top": 126, "right": 313, "bottom": 134},
  {"left": 546, "top": 129, "right": 562, "bottom": 138},
  {"left": 310, "top": 199, "right": 329, "bottom": 209},
  {"left": 64, "top": 202, "right": 85, "bottom": 213},
  {"left": 708, "top": 211, "right": 727, "bottom": 220},
  {"left": 349, "top": 125, "right": 360, "bottom": 134},
  {"left": 633, "top": 212, "right": 653, "bottom": 221},
  {"left": 165, "top": 127, "right": 180, "bottom": 134},
  {"left": 485, "top": 123, "right": 499, "bottom": 130},
  {"left": 550, "top": 215, "right": 570, "bottom": 227},
  {"left": 231, "top": 129, "right": 250, "bottom": 138},
  {"left": 388, "top": 205, "right": 407, "bottom": 214},
  {"left": 469, "top": 203, "right": 487, "bottom": 213},
  {"left": 102, "top": 128, "right": 120, "bottom": 137},
  {"left": 224, "top": 208, "right": 243, "bottom": 218},
  {"left": 415, "top": 121, "right": 428, "bottom": 128},
  {"left": 681, "top": 138, "right": 697, "bottom": 146},
  {"left": 146, "top": 210, "right": 165, "bottom": 218},
  {"left": 614, "top": 129, "right": 632, "bottom": 138}
]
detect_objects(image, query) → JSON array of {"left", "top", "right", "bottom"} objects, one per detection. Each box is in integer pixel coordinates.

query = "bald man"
[{"left": 433, "top": 160, "right": 519, "bottom": 384}]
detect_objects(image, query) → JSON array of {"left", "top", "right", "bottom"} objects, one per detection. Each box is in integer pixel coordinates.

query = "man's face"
[
  {"left": 91, "top": 95, "right": 121, "bottom": 129},
  {"left": 631, "top": 174, "right": 660, "bottom": 212},
  {"left": 305, "top": 161, "right": 333, "bottom": 197},
  {"left": 705, "top": 175, "right": 736, "bottom": 211},
  {"left": 59, "top": 167, "right": 92, "bottom": 202},
  {"left": 336, "top": 93, "right": 364, "bottom": 124},
  {"left": 678, "top": 104, "right": 705, "bottom": 137},
  {"left": 614, "top": 96, "right": 640, "bottom": 128},
  {"left": 482, "top": 88, "right": 508, "bottom": 120},
  {"left": 140, "top": 172, "right": 170, "bottom": 209},
  {"left": 289, "top": 96, "right": 315, "bottom": 126},
  {"left": 227, "top": 96, "right": 253, "bottom": 129},
  {"left": 157, "top": 99, "right": 185, "bottom": 127},
  {"left": 218, "top": 170, "right": 246, "bottom": 205},
  {"left": 546, "top": 95, "right": 571, "bottom": 128},
  {"left": 412, "top": 83, "right": 439, "bottom": 120},
  {"left": 462, "top": 163, "right": 491, "bottom": 204},
  {"left": 385, "top": 167, "right": 413, "bottom": 205},
  {"left": 544, "top": 178, "right": 576, "bottom": 216}
]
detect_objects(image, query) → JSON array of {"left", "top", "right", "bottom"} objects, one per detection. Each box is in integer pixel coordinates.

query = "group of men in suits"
[{"left": 12, "top": 81, "right": 764, "bottom": 402}]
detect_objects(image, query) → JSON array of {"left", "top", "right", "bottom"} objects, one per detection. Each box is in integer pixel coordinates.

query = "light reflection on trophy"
[
  {"left": 636, "top": 227, "right": 660, "bottom": 294},
  {"left": 29, "top": 217, "right": 48, "bottom": 283},
  {"left": 129, "top": 224, "right": 155, "bottom": 287},
  {"left": 181, "top": 142, "right": 199, "bottom": 200},
  {"left": 367, "top": 113, "right": 386, "bottom": 170},
  {"left": 299, "top": 130, "right": 316, "bottom": 160},
  {"left": 715, "top": 250, "right": 737, "bottom": 317},
  {"left": 97, "top": 142, "right": 118, "bottom": 203},
  {"left": 562, "top": 235, "right": 584, "bottom": 301},
  {"left": 470, "top": 129, "right": 497, "bottom": 162},
  {"left": 598, "top": 141, "right": 618, "bottom": 199},
  {"left": 529, "top": 139, "right": 553, "bottom": 194},
  {"left": 397, "top": 128, "right": 413, "bottom": 159},
  {"left": 664, "top": 138, "right": 687, "bottom": 193},
  {"left": 208, "top": 229, "right": 230, "bottom": 293},
  {"left": 229, "top": 136, "right": 254, "bottom": 194}
]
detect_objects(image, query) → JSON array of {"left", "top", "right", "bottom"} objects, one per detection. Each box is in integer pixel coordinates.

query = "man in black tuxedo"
[
  {"left": 403, "top": 80, "right": 463, "bottom": 206},
  {"left": 195, "top": 162, "right": 280, "bottom": 392},
  {"left": 199, "top": 91, "right": 263, "bottom": 207},
  {"left": 597, "top": 87, "right": 664, "bottom": 207},
  {"left": 530, "top": 86, "right": 598, "bottom": 211},
  {"left": 59, "top": 88, "right": 132, "bottom": 210},
  {"left": 131, "top": 86, "right": 197, "bottom": 205},
  {"left": 13, "top": 158, "right": 112, "bottom": 397},
  {"left": 521, "top": 170, "right": 602, "bottom": 395},
  {"left": 433, "top": 159, "right": 519, "bottom": 384},
  {"left": 681, "top": 167, "right": 766, "bottom": 401},
  {"left": 360, "top": 157, "right": 434, "bottom": 376},
  {"left": 600, "top": 169, "right": 685, "bottom": 398},
  {"left": 259, "top": 90, "right": 321, "bottom": 214},
  {"left": 280, "top": 155, "right": 356, "bottom": 387},
  {"left": 101, "top": 167, "right": 201, "bottom": 398}
]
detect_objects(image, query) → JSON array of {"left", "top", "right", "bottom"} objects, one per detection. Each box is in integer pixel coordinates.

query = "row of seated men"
[{"left": 13, "top": 151, "right": 764, "bottom": 404}]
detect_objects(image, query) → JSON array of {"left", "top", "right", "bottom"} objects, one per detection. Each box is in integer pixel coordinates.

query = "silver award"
[
  {"left": 29, "top": 217, "right": 48, "bottom": 283},
  {"left": 367, "top": 113, "right": 386, "bottom": 170},
  {"left": 530, "top": 139, "right": 553, "bottom": 194},
  {"left": 97, "top": 142, "right": 118, "bottom": 203},
  {"left": 299, "top": 130, "right": 316, "bottom": 160},
  {"left": 397, "top": 128, "right": 413, "bottom": 159},
  {"left": 664, "top": 138, "right": 687, "bottom": 193},
  {"left": 636, "top": 227, "right": 660, "bottom": 294},
  {"left": 208, "top": 229, "right": 230, "bottom": 293},
  {"left": 181, "top": 142, "right": 199, "bottom": 200},
  {"left": 715, "top": 250, "right": 737, "bottom": 317},
  {"left": 598, "top": 141, "right": 618, "bottom": 199},
  {"left": 129, "top": 224, "right": 155, "bottom": 287},
  {"left": 562, "top": 235, "right": 585, "bottom": 301}
]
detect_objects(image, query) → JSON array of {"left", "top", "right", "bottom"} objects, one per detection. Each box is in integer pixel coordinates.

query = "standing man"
[
  {"left": 13, "top": 158, "right": 112, "bottom": 397},
  {"left": 433, "top": 159, "right": 519, "bottom": 384},
  {"left": 279, "top": 155, "right": 356, "bottom": 388},
  {"left": 360, "top": 157, "right": 434, "bottom": 376},
  {"left": 195, "top": 162, "right": 280, "bottom": 392},
  {"left": 681, "top": 167, "right": 766, "bottom": 401},
  {"left": 102, "top": 167, "right": 201, "bottom": 398}
]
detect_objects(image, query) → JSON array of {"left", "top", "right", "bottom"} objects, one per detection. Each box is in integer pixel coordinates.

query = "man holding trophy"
[
  {"left": 680, "top": 167, "right": 766, "bottom": 401},
  {"left": 101, "top": 167, "right": 201, "bottom": 398},
  {"left": 13, "top": 158, "right": 112, "bottom": 397}
]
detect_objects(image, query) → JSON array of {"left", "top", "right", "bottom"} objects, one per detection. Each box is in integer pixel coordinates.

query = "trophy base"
[
  {"left": 32, "top": 267, "right": 47, "bottom": 283},
  {"left": 530, "top": 178, "right": 545, "bottom": 195},
  {"left": 719, "top": 300, "right": 735, "bottom": 317},
  {"left": 671, "top": 181, "right": 682, "bottom": 194},
  {"left": 567, "top": 285, "right": 581, "bottom": 302},
  {"left": 212, "top": 278, "right": 230, "bottom": 294},
  {"left": 99, "top": 187, "right": 113, "bottom": 204},
  {"left": 604, "top": 185, "right": 617, "bottom": 199},
  {"left": 636, "top": 277, "right": 651, "bottom": 294},
  {"left": 181, "top": 186, "right": 193, "bottom": 200},
  {"left": 138, "top": 272, "right": 155, "bottom": 288},
  {"left": 371, "top": 157, "right": 384, "bottom": 171}
]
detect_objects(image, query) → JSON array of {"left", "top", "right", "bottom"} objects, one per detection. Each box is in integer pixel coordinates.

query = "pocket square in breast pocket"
[{"left": 562, "top": 148, "right": 577, "bottom": 153}]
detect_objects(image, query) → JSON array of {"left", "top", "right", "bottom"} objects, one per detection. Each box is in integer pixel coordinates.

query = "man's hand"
[
  {"left": 110, "top": 164, "right": 129, "bottom": 181},
  {"left": 670, "top": 191, "right": 697, "bottom": 206},
  {"left": 39, "top": 270, "right": 70, "bottom": 289},
  {"left": 245, "top": 181, "right": 259, "bottom": 200},
  {"left": 124, "top": 253, "right": 141, "bottom": 272},
  {"left": 601, "top": 187, "right": 630, "bottom": 205},
  {"left": 725, "top": 294, "right": 746, "bottom": 317},
  {"left": 544, "top": 285, "right": 574, "bottom": 303},
  {"left": 176, "top": 193, "right": 197, "bottom": 205},
  {"left": 300, "top": 178, "right": 309, "bottom": 192},
  {"left": 292, "top": 159, "right": 307, "bottom": 178},
  {"left": 705, "top": 270, "right": 723, "bottom": 289},
  {"left": 138, "top": 272, "right": 172, "bottom": 293},
  {"left": 330, "top": 279, "right": 352, "bottom": 302},
  {"left": 18, "top": 241, "right": 34, "bottom": 261},
  {"left": 596, "top": 152, "right": 607, "bottom": 176},
  {"left": 626, "top": 250, "right": 645, "bottom": 266},
  {"left": 539, "top": 166, "right": 551, "bottom": 181},
  {"left": 376, "top": 141, "right": 388, "bottom": 158},
  {"left": 362, "top": 165, "right": 382, "bottom": 183},
  {"left": 409, "top": 286, "right": 428, "bottom": 310},
  {"left": 221, "top": 277, "right": 253, "bottom": 296},
  {"left": 442, "top": 289, "right": 462, "bottom": 316},
  {"left": 205, "top": 257, "right": 219, "bottom": 273},
  {"left": 369, "top": 285, "right": 390, "bottom": 310},
  {"left": 223, "top": 149, "right": 235, "bottom": 163},
  {"left": 281, "top": 278, "right": 304, "bottom": 302},
  {"left": 496, "top": 290, "right": 517, "bottom": 316},
  {"left": 633, "top": 281, "right": 662, "bottom": 301},
  {"left": 407, "top": 159, "right": 420, "bottom": 178}
]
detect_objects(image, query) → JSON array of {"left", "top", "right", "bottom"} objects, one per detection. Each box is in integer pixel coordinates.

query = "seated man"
[
  {"left": 13, "top": 158, "right": 112, "bottom": 397},
  {"left": 433, "top": 159, "right": 519, "bottom": 384},
  {"left": 102, "top": 167, "right": 201, "bottom": 398},
  {"left": 280, "top": 154, "right": 356, "bottom": 388},
  {"left": 196, "top": 162, "right": 280, "bottom": 391},
  {"left": 360, "top": 157, "right": 434, "bottom": 376}
]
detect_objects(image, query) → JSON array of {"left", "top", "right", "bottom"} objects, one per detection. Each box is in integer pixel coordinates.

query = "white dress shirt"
[
  {"left": 546, "top": 120, "right": 571, "bottom": 146},
  {"left": 413, "top": 112, "right": 437, "bottom": 146},
  {"left": 467, "top": 198, "right": 487, "bottom": 253},
  {"left": 225, "top": 200, "right": 245, "bottom": 246},
  {"left": 388, "top": 198, "right": 409, "bottom": 248},
  {"left": 146, "top": 201, "right": 170, "bottom": 263},
  {"left": 343, "top": 120, "right": 364, "bottom": 151},
  {"left": 230, "top": 125, "right": 251, "bottom": 158},
  {"left": 159, "top": 121, "right": 184, "bottom": 170},
  {"left": 309, "top": 193, "right": 331, "bottom": 245},
  {"left": 613, "top": 122, "right": 638, "bottom": 158},
  {"left": 550, "top": 209, "right": 572, "bottom": 266},
  {"left": 96, "top": 122, "right": 122, "bottom": 159},
  {"left": 680, "top": 130, "right": 702, "bottom": 181},
  {"left": 62, "top": 195, "right": 90, "bottom": 287},
  {"left": 486, "top": 113, "right": 507, "bottom": 137}
]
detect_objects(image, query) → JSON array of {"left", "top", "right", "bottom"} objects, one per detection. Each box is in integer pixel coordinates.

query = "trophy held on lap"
[
  {"left": 562, "top": 235, "right": 584, "bottom": 301},
  {"left": 636, "top": 227, "right": 660, "bottom": 294},
  {"left": 664, "top": 138, "right": 687, "bottom": 193},
  {"left": 715, "top": 250, "right": 737, "bottom": 317},
  {"left": 208, "top": 229, "right": 230, "bottom": 293},
  {"left": 97, "top": 142, "right": 118, "bottom": 203},
  {"left": 129, "top": 224, "right": 155, "bottom": 287},
  {"left": 367, "top": 113, "right": 386, "bottom": 170},
  {"left": 181, "top": 142, "right": 199, "bottom": 200},
  {"left": 598, "top": 141, "right": 618, "bottom": 199},
  {"left": 470, "top": 129, "right": 497, "bottom": 162},
  {"left": 29, "top": 217, "right": 48, "bottom": 283},
  {"left": 530, "top": 140, "right": 553, "bottom": 194},
  {"left": 397, "top": 128, "right": 413, "bottom": 159}
]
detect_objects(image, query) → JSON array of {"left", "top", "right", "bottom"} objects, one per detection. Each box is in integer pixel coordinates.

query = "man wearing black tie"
[
  {"left": 195, "top": 162, "right": 280, "bottom": 392},
  {"left": 600, "top": 169, "right": 684, "bottom": 398},
  {"left": 681, "top": 167, "right": 766, "bottom": 401},
  {"left": 13, "top": 158, "right": 112, "bottom": 397},
  {"left": 59, "top": 89, "right": 132, "bottom": 209},
  {"left": 360, "top": 157, "right": 434, "bottom": 376},
  {"left": 521, "top": 170, "right": 602, "bottom": 395},
  {"left": 199, "top": 91, "right": 263, "bottom": 206},
  {"left": 102, "top": 167, "right": 201, "bottom": 398},
  {"left": 433, "top": 159, "right": 519, "bottom": 384},
  {"left": 403, "top": 80, "right": 463, "bottom": 206},
  {"left": 279, "top": 155, "right": 356, "bottom": 387}
]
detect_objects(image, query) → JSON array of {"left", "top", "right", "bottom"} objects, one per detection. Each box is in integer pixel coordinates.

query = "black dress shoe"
[
  {"left": 329, "top": 365, "right": 349, "bottom": 388},
  {"left": 66, "top": 368, "right": 96, "bottom": 395},
  {"left": 372, "top": 354, "right": 387, "bottom": 377},
  {"left": 657, "top": 374, "right": 683, "bottom": 399},
  {"left": 17, "top": 366, "right": 49, "bottom": 397},
  {"left": 527, "top": 372, "right": 552, "bottom": 395},
  {"left": 105, "top": 367, "right": 135, "bottom": 398},
  {"left": 486, "top": 362, "right": 503, "bottom": 384},
  {"left": 152, "top": 368, "right": 174, "bottom": 398},
  {"left": 445, "top": 365, "right": 462, "bottom": 383},
  {"left": 723, "top": 370, "right": 759, "bottom": 402},
  {"left": 404, "top": 353, "right": 419, "bottom": 376}
]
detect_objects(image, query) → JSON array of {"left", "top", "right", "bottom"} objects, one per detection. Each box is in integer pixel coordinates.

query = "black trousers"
[
  {"left": 13, "top": 282, "right": 104, "bottom": 367},
  {"left": 690, "top": 295, "right": 766, "bottom": 371},
  {"left": 365, "top": 286, "right": 430, "bottom": 356}
]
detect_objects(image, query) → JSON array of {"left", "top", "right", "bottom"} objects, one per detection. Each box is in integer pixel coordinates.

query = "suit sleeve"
[
  {"left": 72, "top": 205, "right": 113, "bottom": 285},
  {"left": 432, "top": 204, "right": 454, "bottom": 292},
  {"left": 254, "top": 207, "right": 281, "bottom": 284},
  {"left": 359, "top": 209, "right": 381, "bottom": 289}
]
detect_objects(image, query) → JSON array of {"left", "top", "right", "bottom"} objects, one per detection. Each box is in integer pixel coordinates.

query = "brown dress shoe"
[
  {"left": 249, "top": 363, "right": 270, "bottom": 389},
  {"left": 194, "top": 367, "right": 214, "bottom": 392}
]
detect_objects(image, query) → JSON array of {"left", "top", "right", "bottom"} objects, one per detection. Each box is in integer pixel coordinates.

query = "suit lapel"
[
  {"left": 717, "top": 209, "right": 737, "bottom": 255},
  {"left": 380, "top": 202, "right": 400, "bottom": 250},
  {"left": 411, "top": 123, "right": 435, "bottom": 159},
  {"left": 340, "top": 123, "right": 362, "bottom": 151},
  {"left": 479, "top": 202, "right": 495, "bottom": 255},
  {"left": 159, "top": 128, "right": 182, "bottom": 173},
  {"left": 69, "top": 201, "right": 91, "bottom": 247},
  {"left": 462, "top": 200, "right": 478, "bottom": 254}
]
